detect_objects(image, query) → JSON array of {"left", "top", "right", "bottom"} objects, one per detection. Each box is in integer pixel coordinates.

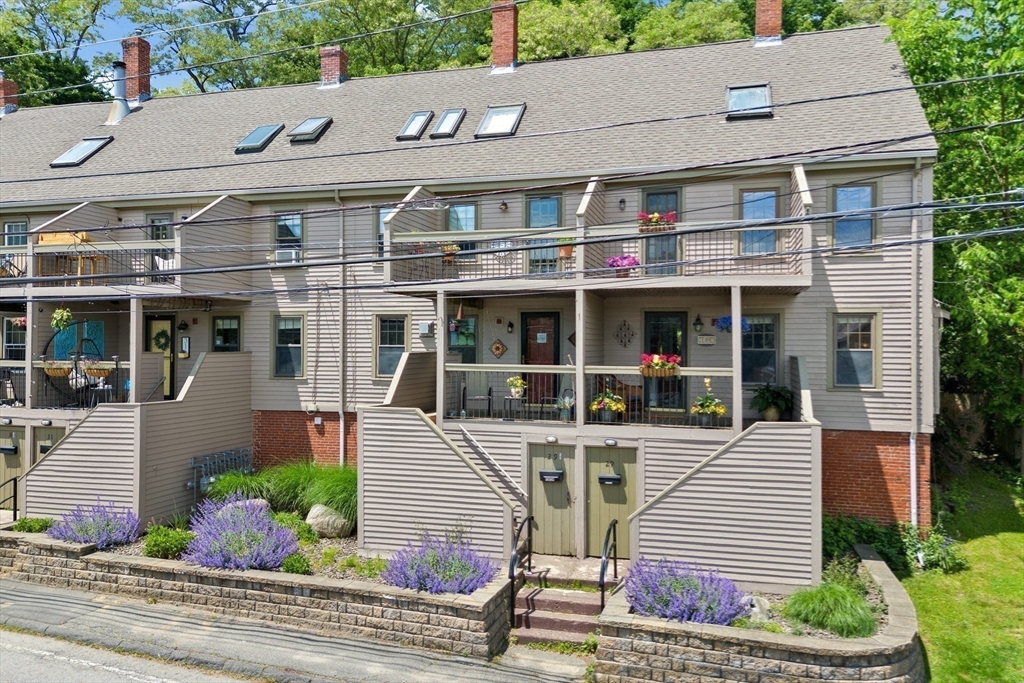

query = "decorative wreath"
[{"left": 152, "top": 329, "right": 172, "bottom": 351}]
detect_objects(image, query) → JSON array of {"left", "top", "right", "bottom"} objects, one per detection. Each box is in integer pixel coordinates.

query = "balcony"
[
  {"left": 32, "top": 360, "right": 131, "bottom": 409},
  {"left": 392, "top": 236, "right": 577, "bottom": 283},
  {"left": 34, "top": 241, "right": 177, "bottom": 287}
]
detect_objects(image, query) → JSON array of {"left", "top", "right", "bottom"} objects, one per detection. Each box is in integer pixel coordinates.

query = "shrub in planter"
[
  {"left": 271, "top": 512, "right": 318, "bottom": 545},
  {"left": 281, "top": 552, "right": 313, "bottom": 575},
  {"left": 143, "top": 525, "right": 196, "bottom": 559},
  {"left": 11, "top": 517, "right": 54, "bottom": 533},
  {"left": 48, "top": 501, "right": 140, "bottom": 549},
  {"left": 624, "top": 557, "right": 748, "bottom": 625},
  {"left": 783, "top": 582, "right": 876, "bottom": 637},
  {"left": 183, "top": 495, "right": 298, "bottom": 570},
  {"left": 382, "top": 532, "right": 498, "bottom": 595}
]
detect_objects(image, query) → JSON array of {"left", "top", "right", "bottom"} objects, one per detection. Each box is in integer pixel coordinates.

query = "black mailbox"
[
  {"left": 598, "top": 473, "right": 622, "bottom": 486},
  {"left": 0, "top": 445, "right": 16, "bottom": 455},
  {"left": 539, "top": 470, "right": 564, "bottom": 483},
  {"left": 39, "top": 445, "right": 52, "bottom": 455}
]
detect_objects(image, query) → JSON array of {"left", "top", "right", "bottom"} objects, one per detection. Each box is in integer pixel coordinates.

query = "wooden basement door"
[
  {"left": 529, "top": 443, "right": 575, "bottom": 556},
  {"left": 586, "top": 446, "right": 636, "bottom": 558}
]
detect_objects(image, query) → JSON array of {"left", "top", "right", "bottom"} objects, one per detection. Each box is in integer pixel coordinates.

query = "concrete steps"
[{"left": 511, "top": 587, "right": 602, "bottom": 646}]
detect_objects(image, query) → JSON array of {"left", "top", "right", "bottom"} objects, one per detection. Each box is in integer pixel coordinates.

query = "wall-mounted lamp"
[
  {"left": 455, "top": 301, "right": 464, "bottom": 321},
  {"left": 498, "top": 201, "right": 508, "bottom": 211},
  {"left": 1, "top": 418, "right": 11, "bottom": 426},
  {"left": 545, "top": 435, "right": 558, "bottom": 444},
  {"left": 618, "top": 198, "right": 627, "bottom": 211},
  {"left": 41, "top": 420, "right": 52, "bottom": 427},
  {"left": 507, "top": 321, "right": 514, "bottom": 334},
  {"left": 693, "top": 314, "right": 704, "bottom": 333},
  {"left": 604, "top": 438, "right": 617, "bottom": 447},
  {"left": 177, "top": 320, "right": 189, "bottom": 331}
]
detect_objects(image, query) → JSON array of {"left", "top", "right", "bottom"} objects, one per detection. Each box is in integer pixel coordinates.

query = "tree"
[
  {"left": 631, "top": 0, "right": 749, "bottom": 51},
  {"left": 890, "top": 0, "right": 1024, "bottom": 441},
  {"left": 518, "top": 0, "right": 627, "bottom": 62}
]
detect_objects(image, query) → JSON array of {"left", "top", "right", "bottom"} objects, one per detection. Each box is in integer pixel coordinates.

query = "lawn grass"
[{"left": 902, "top": 468, "right": 1023, "bottom": 682}]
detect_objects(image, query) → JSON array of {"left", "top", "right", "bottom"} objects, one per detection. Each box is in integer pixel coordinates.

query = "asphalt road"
[{"left": 0, "top": 629, "right": 242, "bottom": 683}]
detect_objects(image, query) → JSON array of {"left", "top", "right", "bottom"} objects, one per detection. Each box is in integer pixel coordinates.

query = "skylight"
[
  {"left": 50, "top": 137, "right": 113, "bottom": 168},
  {"left": 475, "top": 104, "right": 526, "bottom": 138},
  {"left": 287, "top": 117, "right": 332, "bottom": 143},
  {"left": 235, "top": 124, "right": 284, "bottom": 153},
  {"left": 430, "top": 108, "right": 466, "bottom": 139},
  {"left": 727, "top": 85, "right": 772, "bottom": 119},
  {"left": 396, "top": 111, "right": 434, "bottom": 141}
]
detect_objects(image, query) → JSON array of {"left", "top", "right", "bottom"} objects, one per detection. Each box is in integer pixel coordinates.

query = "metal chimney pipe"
[{"left": 106, "top": 60, "right": 131, "bottom": 125}]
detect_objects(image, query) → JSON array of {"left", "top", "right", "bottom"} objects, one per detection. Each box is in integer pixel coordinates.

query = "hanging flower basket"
[
  {"left": 637, "top": 211, "right": 677, "bottom": 234},
  {"left": 639, "top": 366, "right": 676, "bottom": 378},
  {"left": 84, "top": 367, "right": 111, "bottom": 378},
  {"left": 639, "top": 353, "right": 681, "bottom": 377},
  {"left": 558, "top": 244, "right": 575, "bottom": 259},
  {"left": 44, "top": 366, "right": 72, "bottom": 378},
  {"left": 638, "top": 223, "right": 675, "bottom": 234}
]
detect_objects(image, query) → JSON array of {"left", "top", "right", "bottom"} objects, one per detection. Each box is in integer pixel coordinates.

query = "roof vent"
[{"left": 105, "top": 61, "right": 131, "bottom": 125}]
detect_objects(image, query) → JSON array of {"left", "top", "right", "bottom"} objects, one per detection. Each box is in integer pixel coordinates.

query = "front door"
[
  {"left": 586, "top": 446, "right": 636, "bottom": 558},
  {"left": 529, "top": 444, "right": 575, "bottom": 556},
  {"left": 0, "top": 427, "right": 26, "bottom": 505},
  {"left": 521, "top": 313, "right": 560, "bottom": 406},
  {"left": 33, "top": 426, "right": 65, "bottom": 465},
  {"left": 145, "top": 315, "right": 176, "bottom": 399},
  {"left": 644, "top": 312, "right": 687, "bottom": 415}
]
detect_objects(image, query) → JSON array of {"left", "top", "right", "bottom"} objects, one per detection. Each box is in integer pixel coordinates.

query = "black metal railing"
[
  {"left": 0, "top": 476, "right": 18, "bottom": 521},
  {"left": 599, "top": 519, "right": 618, "bottom": 611},
  {"left": 391, "top": 238, "right": 577, "bottom": 283},
  {"left": 445, "top": 368, "right": 575, "bottom": 422},
  {"left": 35, "top": 248, "right": 177, "bottom": 287},
  {"left": 585, "top": 372, "right": 732, "bottom": 428},
  {"left": 507, "top": 514, "right": 534, "bottom": 627},
  {"left": 0, "top": 364, "right": 26, "bottom": 406},
  {"left": 34, "top": 358, "right": 130, "bottom": 409}
]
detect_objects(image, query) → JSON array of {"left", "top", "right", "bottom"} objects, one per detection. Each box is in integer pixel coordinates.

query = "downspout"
[
  {"left": 335, "top": 188, "right": 347, "bottom": 466},
  {"left": 910, "top": 158, "right": 921, "bottom": 530}
]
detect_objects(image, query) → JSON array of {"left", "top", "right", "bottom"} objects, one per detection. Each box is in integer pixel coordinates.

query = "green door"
[
  {"left": 0, "top": 427, "right": 26, "bottom": 507},
  {"left": 529, "top": 444, "right": 575, "bottom": 556},
  {"left": 586, "top": 447, "right": 636, "bottom": 558},
  {"left": 33, "top": 426, "right": 65, "bottom": 465}
]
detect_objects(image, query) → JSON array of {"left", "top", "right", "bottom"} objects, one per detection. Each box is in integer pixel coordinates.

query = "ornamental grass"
[{"left": 624, "top": 557, "right": 748, "bottom": 625}]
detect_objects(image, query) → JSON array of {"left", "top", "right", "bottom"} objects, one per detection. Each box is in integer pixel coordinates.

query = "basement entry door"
[
  {"left": 529, "top": 443, "right": 575, "bottom": 556},
  {"left": 586, "top": 446, "right": 636, "bottom": 558}
]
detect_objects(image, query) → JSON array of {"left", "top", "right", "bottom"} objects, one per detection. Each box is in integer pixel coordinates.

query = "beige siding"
[
  {"left": 360, "top": 407, "right": 509, "bottom": 558},
  {"left": 180, "top": 196, "right": 254, "bottom": 293},
  {"left": 445, "top": 424, "right": 525, "bottom": 509},
  {"left": 141, "top": 352, "right": 252, "bottom": 522},
  {"left": 634, "top": 423, "right": 817, "bottom": 586},
  {"left": 35, "top": 202, "right": 119, "bottom": 243},
  {"left": 23, "top": 405, "right": 136, "bottom": 517},
  {"left": 138, "top": 351, "right": 166, "bottom": 402},
  {"left": 384, "top": 351, "right": 436, "bottom": 411},
  {"left": 583, "top": 291, "right": 604, "bottom": 365}
]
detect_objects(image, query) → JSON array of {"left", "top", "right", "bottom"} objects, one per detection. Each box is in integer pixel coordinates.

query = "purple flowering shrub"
[
  {"left": 624, "top": 557, "right": 748, "bottom": 625},
  {"left": 47, "top": 500, "right": 141, "bottom": 549},
  {"left": 182, "top": 495, "right": 298, "bottom": 570},
  {"left": 382, "top": 532, "right": 498, "bottom": 595}
]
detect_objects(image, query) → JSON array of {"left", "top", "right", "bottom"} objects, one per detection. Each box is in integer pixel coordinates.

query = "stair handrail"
[
  {"left": 507, "top": 514, "right": 534, "bottom": 627},
  {"left": 460, "top": 425, "right": 526, "bottom": 500},
  {"left": 143, "top": 375, "right": 166, "bottom": 403},
  {"left": 599, "top": 518, "right": 618, "bottom": 611},
  {"left": 0, "top": 476, "right": 17, "bottom": 521}
]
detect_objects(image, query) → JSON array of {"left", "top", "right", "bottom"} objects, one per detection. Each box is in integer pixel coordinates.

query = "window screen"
[{"left": 275, "top": 213, "right": 302, "bottom": 249}]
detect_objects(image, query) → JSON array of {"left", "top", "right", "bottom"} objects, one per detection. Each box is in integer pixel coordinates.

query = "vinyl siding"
[
  {"left": 360, "top": 407, "right": 508, "bottom": 557},
  {"left": 583, "top": 291, "right": 604, "bottom": 365},
  {"left": 383, "top": 351, "right": 436, "bottom": 411},
  {"left": 23, "top": 404, "right": 136, "bottom": 517},
  {"left": 141, "top": 352, "right": 252, "bottom": 522},
  {"left": 180, "top": 196, "right": 253, "bottom": 293},
  {"left": 35, "top": 202, "right": 118, "bottom": 243},
  {"left": 138, "top": 351, "right": 166, "bottom": 401},
  {"left": 445, "top": 424, "right": 525, "bottom": 510}
]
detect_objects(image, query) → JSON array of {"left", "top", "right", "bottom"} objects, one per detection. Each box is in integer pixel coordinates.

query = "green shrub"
[
  {"left": 340, "top": 553, "right": 387, "bottom": 578},
  {"left": 206, "top": 463, "right": 357, "bottom": 520},
  {"left": 731, "top": 616, "right": 785, "bottom": 633},
  {"left": 281, "top": 552, "right": 312, "bottom": 575},
  {"left": 900, "top": 523, "right": 969, "bottom": 574},
  {"left": 821, "top": 556, "right": 868, "bottom": 596},
  {"left": 783, "top": 583, "right": 876, "bottom": 638},
  {"left": 11, "top": 517, "right": 54, "bottom": 533},
  {"left": 271, "top": 512, "right": 318, "bottom": 545},
  {"left": 143, "top": 525, "right": 195, "bottom": 560},
  {"left": 822, "top": 515, "right": 907, "bottom": 571}
]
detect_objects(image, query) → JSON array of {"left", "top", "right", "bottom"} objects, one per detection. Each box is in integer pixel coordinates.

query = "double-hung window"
[
  {"left": 2, "top": 317, "right": 26, "bottom": 360},
  {"left": 213, "top": 316, "right": 241, "bottom": 352},
  {"left": 447, "top": 203, "right": 477, "bottom": 259},
  {"left": 834, "top": 186, "right": 874, "bottom": 247},
  {"left": 376, "top": 316, "right": 407, "bottom": 377},
  {"left": 273, "top": 315, "right": 303, "bottom": 377},
  {"left": 275, "top": 212, "right": 303, "bottom": 262},
  {"left": 3, "top": 221, "right": 27, "bottom": 247},
  {"left": 147, "top": 213, "right": 175, "bottom": 283},
  {"left": 834, "top": 313, "right": 876, "bottom": 387},
  {"left": 644, "top": 190, "right": 679, "bottom": 275},
  {"left": 527, "top": 196, "right": 560, "bottom": 274},
  {"left": 742, "top": 315, "right": 778, "bottom": 384},
  {"left": 739, "top": 190, "right": 777, "bottom": 255}
]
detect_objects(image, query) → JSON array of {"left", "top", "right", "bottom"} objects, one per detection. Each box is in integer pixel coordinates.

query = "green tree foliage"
[
  {"left": 518, "top": 0, "right": 626, "bottom": 62},
  {"left": 632, "top": 0, "right": 749, "bottom": 51},
  {"left": 890, "top": 0, "right": 1024, "bottom": 436}
]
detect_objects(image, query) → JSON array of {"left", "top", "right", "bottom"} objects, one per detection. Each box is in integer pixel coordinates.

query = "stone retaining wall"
[
  {"left": 594, "top": 545, "right": 925, "bottom": 682},
  {"left": 0, "top": 531, "right": 510, "bottom": 659}
]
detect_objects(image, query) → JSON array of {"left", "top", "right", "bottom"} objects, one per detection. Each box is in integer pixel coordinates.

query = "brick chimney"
[
  {"left": 0, "top": 70, "right": 18, "bottom": 116},
  {"left": 121, "top": 33, "right": 152, "bottom": 103},
  {"left": 755, "top": 0, "right": 783, "bottom": 43},
  {"left": 319, "top": 46, "right": 348, "bottom": 88},
  {"left": 491, "top": 0, "right": 518, "bottom": 72}
]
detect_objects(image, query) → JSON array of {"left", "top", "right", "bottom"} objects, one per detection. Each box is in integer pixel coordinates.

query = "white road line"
[{"left": 0, "top": 642, "right": 184, "bottom": 683}]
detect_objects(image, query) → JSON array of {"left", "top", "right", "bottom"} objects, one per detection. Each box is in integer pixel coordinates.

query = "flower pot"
[
  {"left": 44, "top": 367, "right": 72, "bottom": 378},
  {"left": 615, "top": 269, "right": 632, "bottom": 278},
  {"left": 599, "top": 409, "right": 617, "bottom": 423},
  {"left": 639, "top": 366, "right": 676, "bottom": 378},
  {"left": 559, "top": 408, "right": 571, "bottom": 423},
  {"left": 442, "top": 253, "right": 457, "bottom": 264},
  {"left": 510, "top": 387, "right": 524, "bottom": 399},
  {"left": 698, "top": 414, "right": 711, "bottom": 427},
  {"left": 761, "top": 406, "right": 781, "bottom": 422},
  {"left": 84, "top": 368, "right": 111, "bottom": 379},
  {"left": 638, "top": 223, "right": 673, "bottom": 234},
  {"left": 558, "top": 245, "right": 574, "bottom": 259}
]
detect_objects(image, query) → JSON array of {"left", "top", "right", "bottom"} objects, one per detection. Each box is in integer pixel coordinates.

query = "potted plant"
[
  {"left": 589, "top": 391, "right": 626, "bottom": 422},
  {"left": 556, "top": 393, "right": 575, "bottom": 422},
  {"left": 639, "top": 353, "right": 681, "bottom": 378},
  {"left": 749, "top": 382, "right": 793, "bottom": 422},
  {"left": 42, "top": 359, "right": 73, "bottom": 378},
  {"left": 506, "top": 375, "right": 527, "bottom": 398},
  {"left": 10, "top": 316, "right": 26, "bottom": 329},
  {"left": 607, "top": 255, "right": 640, "bottom": 278},
  {"left": 51, "top": 307, "right": 73, "bottom": 332},
  {"left": 637, "top": 210, "right": 677, "bottom": 234},
  {"left": 439, "top": 243, "right": 460, "bottom": 263},
  {"left": 691, "top": 377, "right": 727, "bottom": 426},
  {"left": 713, "top": 315, "right": 751, "bottom": 335},
  {"left": 81, "top": 358, "right": 111, "bottom": 379},
  {"left": 557, "top": 237, "right": 575, "bottom": 259}
]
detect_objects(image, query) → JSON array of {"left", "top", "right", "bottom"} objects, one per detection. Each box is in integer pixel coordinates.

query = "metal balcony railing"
[
  {"left": 444, "top": 364, "right": 576, "bottom": 422},
  {"left": 583, "top": 367, "right": 733, "bottom": 428},
  {"left": 32, "top": 360, "right": 131, "bottom": 409}
]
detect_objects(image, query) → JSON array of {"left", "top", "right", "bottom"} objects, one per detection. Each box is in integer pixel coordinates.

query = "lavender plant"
[
  {"left": 382, "top": 532, "right": 498, "bottom": 595},
  {"left": 182, "top": 495, "right": 298, "bottom": 570},
  {"left": 624, "top": 557, "right": 748, "bottom": 625},
  {"left": 47, "top": 501, "right": 140, "bottom": 549}
]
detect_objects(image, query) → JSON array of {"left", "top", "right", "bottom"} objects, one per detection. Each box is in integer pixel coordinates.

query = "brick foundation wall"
[
  {"left": 252, "top": 410, "right": 341, "bottom": 467},
  {"left": 343, "top": 411, "right": 357, "bottom": 466},
  {"left": 823, "top": 430, "right": 931, "bottom": 525}
]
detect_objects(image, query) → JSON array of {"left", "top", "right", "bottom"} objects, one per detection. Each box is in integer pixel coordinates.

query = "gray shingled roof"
[{"left": 0, "top": 26, "right": 936, "bottom": 205}]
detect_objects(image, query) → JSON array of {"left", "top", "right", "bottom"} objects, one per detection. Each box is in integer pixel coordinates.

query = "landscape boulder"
[{"left": 306, "top": 504, "right": 353, "bottom": 538}]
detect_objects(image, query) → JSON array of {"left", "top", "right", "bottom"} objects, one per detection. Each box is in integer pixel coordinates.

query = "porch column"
[
  {"left": 575, "top": 290, "right": 585, "bottom": 427},
  {"left": 435, "top": 291, "right": 446, "bottom": 428},
  {"left": 24, "top": 301, "right": 35, "bottom": 410},
  {"left": 129, "top": 297, "right": 142, "bottom": 403},
  {"left": 731, "top": 286, "right": 743, "bottom": 436}
]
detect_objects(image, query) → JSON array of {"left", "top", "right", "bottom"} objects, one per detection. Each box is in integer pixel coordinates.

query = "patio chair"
[
  {"left": 0, "top": 367, "right": 21, "bottom": 405},
  {"left": 462, "top": 385, "right": 493, "bottom": 418},
  {"left": 0, "top": 254, "right": 24, "bottom": 279}
]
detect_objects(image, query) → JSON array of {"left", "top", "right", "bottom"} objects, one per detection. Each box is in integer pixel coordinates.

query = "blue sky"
[{"left": 79, "top": 2, "right": 183, "bottom": 91}]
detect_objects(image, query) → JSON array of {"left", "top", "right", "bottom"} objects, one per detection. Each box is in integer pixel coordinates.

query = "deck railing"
[
  {"left": 0, "top": 361, "right": 27, "bottom": 406},
  {"left": 583, "top": 367, "right": 733, "bottom": 428},
  {"left": 32, "top": 360, "right": 131, "bottom": 409},
  {"left": 391, "top": 235, "right": 576, "bottom": 283},
  {"left": 34, "top": 241, "right": 177, "bottom": 286},
  {"left": 444, "top": 364, "right": 576, "bottom": 422}
]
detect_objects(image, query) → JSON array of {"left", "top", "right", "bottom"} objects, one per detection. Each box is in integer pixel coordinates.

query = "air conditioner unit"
[{"left": 275, "top": 249, "right": 301, "bottom": 264}]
